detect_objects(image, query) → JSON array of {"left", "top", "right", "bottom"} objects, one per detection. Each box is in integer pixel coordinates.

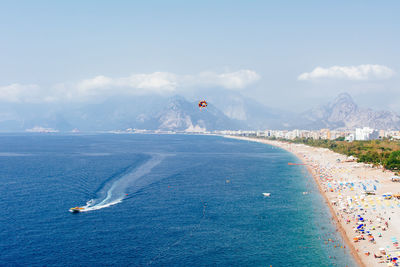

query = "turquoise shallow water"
[{"left": 0, "top": 134, "right": 356, "bottom": 266}]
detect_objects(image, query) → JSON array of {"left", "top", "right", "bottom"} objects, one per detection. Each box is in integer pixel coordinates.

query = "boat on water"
[
  {"left": 69, "top": 207, "right": 85, "bottom": 213},
  {"left": 262, "top": 193, "right": 271, "bottom": 197}
]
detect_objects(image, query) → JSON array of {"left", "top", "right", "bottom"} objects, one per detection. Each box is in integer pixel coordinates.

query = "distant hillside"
[
  {"left": 292, "top": 93, "right": 400, "bottom": 130},
  {"left": 140, "top": 96, "right": 244, "bottom": 131},
  {"left": 0, "top": 91, "right": 399, "bottom": 132},
  {"left": 62, "top": 95, "right": 245, "bottom": 131},
  {"left": 184, "top": 87, "right": 293, "bottom": 130},
  {"left": 0, "top": 95, "right": 244, "bottom": 132}
]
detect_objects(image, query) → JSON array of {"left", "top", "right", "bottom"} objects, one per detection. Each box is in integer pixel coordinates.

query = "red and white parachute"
[{"left": 198, "top": 100, "right": 208, "bottom": 109}]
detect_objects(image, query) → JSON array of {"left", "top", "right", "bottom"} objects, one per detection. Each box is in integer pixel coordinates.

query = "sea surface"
[{"left": 0, "top": 134, "right": 356, "bottom": 266}]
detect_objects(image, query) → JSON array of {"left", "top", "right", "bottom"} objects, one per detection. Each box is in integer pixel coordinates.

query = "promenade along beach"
[{"left": 227, "top": 136, "right": 400, "bottom": 267}]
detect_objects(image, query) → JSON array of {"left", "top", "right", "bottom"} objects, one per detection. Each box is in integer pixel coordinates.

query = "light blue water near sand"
[{"left": 0, "top": 134, "right": 356, "bottom": 266}]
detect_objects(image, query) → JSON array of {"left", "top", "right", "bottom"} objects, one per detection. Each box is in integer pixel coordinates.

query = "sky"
[{"left": 0, "top": 0, "right": 399, "bottom": 112}]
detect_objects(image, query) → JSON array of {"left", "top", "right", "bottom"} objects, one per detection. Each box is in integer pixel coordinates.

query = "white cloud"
[
  {"left": 116, "top": 72, "right": 178, "bottom": 91},
  {"left": 218, "top": 70, "right": 260, "bottom": 89},
  {"left": 298, "top": 64, "right": 395, "bottom": 81},
  {"left": 77, "top": 70, "right": 258, "bottom": 93},
  {"left": 194, "top": 70, "right": 260, "bottom": 89},
  {"left": 0, "top": 83, "right": 42, "bottom": 102},
  {"left": 77, "top": 72, "right": 178, "bottom": 93},
  {"left": 0, "top": 69, "right": 260, "bottom": 103},
  {"left": 70, "top": 70, "right": 259, "bottom": 101},
  {"left": 77, "top": 75, "right": 113, "bottom": 91}
]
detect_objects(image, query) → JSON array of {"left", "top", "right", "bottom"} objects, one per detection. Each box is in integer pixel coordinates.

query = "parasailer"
[{"left": 198, "top": 100, "right": 208, "bottom": 109}]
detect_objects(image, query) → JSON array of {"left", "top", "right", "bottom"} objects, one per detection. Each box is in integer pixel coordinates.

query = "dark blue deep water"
[{"left": 0, "top": 134, "right": 356, "bottom": 266}]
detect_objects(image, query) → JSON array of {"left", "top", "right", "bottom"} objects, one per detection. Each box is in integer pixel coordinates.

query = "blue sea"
[{"left": 0, "top": 134, "right": 356, "bottom": 266}]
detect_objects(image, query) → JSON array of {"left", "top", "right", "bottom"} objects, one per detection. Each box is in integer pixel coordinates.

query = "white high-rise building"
[
  {"left": 345, "top": 133, "right": 355, "bottom": 142},
  {"left": 355, "top": 127, "right": 378, "bottom": 140}
]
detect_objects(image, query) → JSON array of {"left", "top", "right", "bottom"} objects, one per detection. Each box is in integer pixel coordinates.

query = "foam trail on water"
[{"left": 81, "top": 154, "right": 164, "bottom": 212}]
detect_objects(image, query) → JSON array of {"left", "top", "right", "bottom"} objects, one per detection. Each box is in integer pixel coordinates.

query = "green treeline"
[{"left": 264, "top": 137, "right": 400, "bottom": 171}]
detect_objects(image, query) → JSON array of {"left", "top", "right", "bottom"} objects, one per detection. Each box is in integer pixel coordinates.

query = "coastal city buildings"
[
  {"left": 115, "top": 127, "right": 400, "bottom": 142},
  {"left": 214, "top": 128, "right": 400, "bottom": 141}
]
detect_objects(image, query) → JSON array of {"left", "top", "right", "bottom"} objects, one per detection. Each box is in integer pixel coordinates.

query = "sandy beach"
[{"left": 226, "top": 136, "right": 400, "bottom": 267}]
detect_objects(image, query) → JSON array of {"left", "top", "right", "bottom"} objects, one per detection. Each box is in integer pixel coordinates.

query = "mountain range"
[
  {"left": 0, "top": 91, "right": 399, "bottom": 132},
  {"left": 295, "top": 93, "right": 400, "bottom": 130}
]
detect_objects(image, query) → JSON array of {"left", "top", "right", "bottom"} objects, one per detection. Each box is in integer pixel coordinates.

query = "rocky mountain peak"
[
  {"left": 165, "top": 95, "right": 187, "bottom": 110},
  {"left": 297, "top": 93, "right": 400, "bottom": 130},
  {"left": 154, "top": 96, "right": 243, "bottom": 131},
  {"left": 328, "top": 92, "right": 358, "bottom": 122},
  {"left": 331, "top": 92, "right": 354, "bottom": 104}
]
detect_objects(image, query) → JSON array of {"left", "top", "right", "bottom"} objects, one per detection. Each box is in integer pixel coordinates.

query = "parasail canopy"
[{"left": 198, "top": 100, "right": 208, "bottom": 109}]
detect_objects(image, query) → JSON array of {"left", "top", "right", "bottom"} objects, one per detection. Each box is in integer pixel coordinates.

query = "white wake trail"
[{"left": 81, "top": 154, "right": 164, "bottom": 212}]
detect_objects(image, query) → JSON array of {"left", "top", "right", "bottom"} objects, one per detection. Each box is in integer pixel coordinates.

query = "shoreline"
[
  {"left": 303, "top": 152, "right": 365, "bottom": 267},
  {"left": 225, "top": 135, "right": 400, "bottom": 267}
]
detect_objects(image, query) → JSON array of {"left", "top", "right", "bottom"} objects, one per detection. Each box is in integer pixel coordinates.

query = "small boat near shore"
[{"left": 262, "top": 193, "right": 271, "bottom": 197}]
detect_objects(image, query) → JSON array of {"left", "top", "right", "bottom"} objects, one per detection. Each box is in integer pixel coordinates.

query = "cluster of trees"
[
  {"left": 272, "top": 137, "right": 400, "bottom": 171},
  {"left": 385, "top": 151, "right": 400, "bottom": 170}
]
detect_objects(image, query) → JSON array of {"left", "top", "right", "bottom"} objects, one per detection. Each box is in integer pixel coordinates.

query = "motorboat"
[{"left": 69, "top": 207, "right": 84, "bottom": 213}]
